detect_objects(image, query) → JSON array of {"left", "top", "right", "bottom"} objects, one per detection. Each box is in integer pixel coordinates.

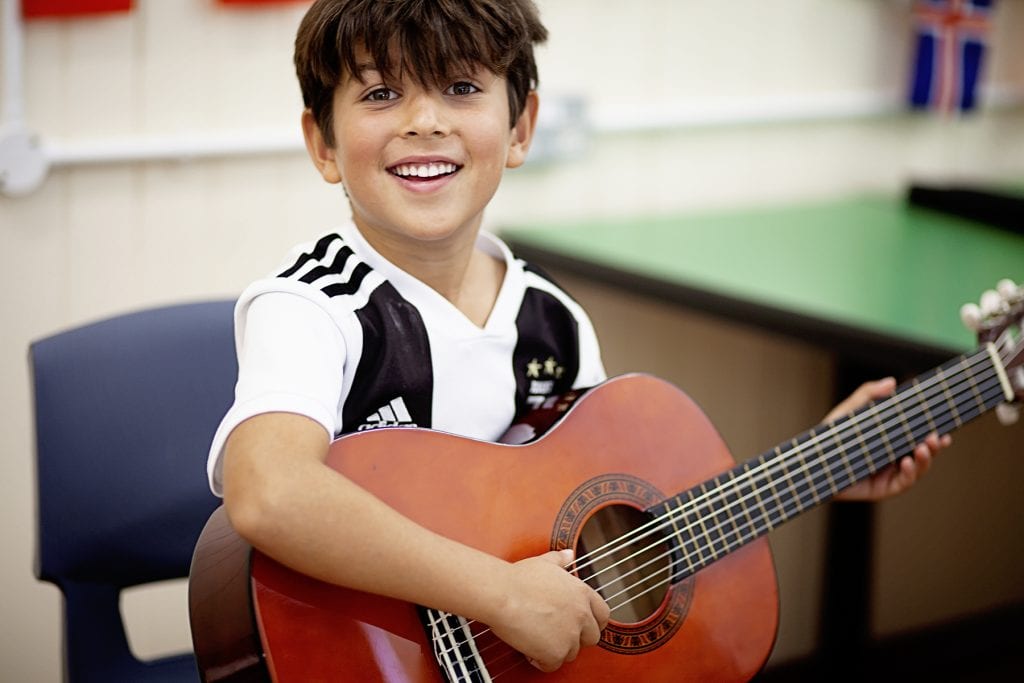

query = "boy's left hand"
[{"left": 825, "top": 378, "right": 952, "bottom": 502}]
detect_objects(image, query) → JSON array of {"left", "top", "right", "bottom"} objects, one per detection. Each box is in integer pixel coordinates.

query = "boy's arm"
[{"left": 222, "top": 411, "right": 609, "bottom": 672}]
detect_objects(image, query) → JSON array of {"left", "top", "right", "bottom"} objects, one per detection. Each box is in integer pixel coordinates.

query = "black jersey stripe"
[
  {"left": 300, "top": 245, "right": 355, "bottom": 285},
  {"left": 341, "top": 282, "right": 433, "bottom": 434},
  {"left": 511, "top": 287, "right": 580, "bottom": 422},
  {"left": 321, "top": 261, "right": 373, "bottom": 298},
  {"left": 277, "top": 233, "right": 340, "bottom": 278},
  {"left": 277, "top": 234, "right": 374, "bottom": 300}
]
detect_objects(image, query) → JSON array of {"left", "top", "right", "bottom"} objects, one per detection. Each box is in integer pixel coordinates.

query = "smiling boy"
[
  {"left": 207, "top": 0, "right": 946, "bottom": 675},
  {"left": 209, "top": 0, "right": 610, "bottom": 673}
]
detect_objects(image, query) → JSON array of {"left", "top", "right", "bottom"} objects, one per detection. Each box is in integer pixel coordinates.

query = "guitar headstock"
[{"left": 961, "top": 279, "right": 1024, "bottom": 425}]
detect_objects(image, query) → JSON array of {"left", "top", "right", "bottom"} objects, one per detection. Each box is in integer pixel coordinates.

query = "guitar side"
[{"left": 189, "top": 374, "right": 780, "bottom": 682}]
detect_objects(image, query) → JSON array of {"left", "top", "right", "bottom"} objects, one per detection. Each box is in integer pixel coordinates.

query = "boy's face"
[{"left": 302, "top": 48, "right": 537, "bottom": 257}]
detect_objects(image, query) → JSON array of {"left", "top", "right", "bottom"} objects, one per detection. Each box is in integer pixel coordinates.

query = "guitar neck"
[{"left": 650, "top": 346, "right": 1009, "bottom": 581}]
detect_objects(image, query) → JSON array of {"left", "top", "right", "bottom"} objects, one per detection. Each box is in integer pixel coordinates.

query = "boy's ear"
[
  {"left": 506, "top": 91, "right": 540, "bottom": 170},
  {"left": 302, "top": 109, "right": 343, "bottom": 184}
]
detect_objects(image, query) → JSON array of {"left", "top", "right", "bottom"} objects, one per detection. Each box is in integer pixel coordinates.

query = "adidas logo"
[{"left": 357, "top": 397, "right": 418, "bottom": 431}]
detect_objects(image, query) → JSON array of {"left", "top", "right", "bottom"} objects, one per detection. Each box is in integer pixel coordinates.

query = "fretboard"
[{"left": 649, "top": 346, "right": 1008, "bottom": 583}]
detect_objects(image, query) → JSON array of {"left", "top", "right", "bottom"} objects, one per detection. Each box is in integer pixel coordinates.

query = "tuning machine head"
[
  {"left": 963, "top": 280, "right": 1024, "bottom": 422},
  {"left": 995, "top": 403, "right": 1020, "bottom": 426},
  {"left": 961, "top": 279, "right": 1022, "bottom": 341}
]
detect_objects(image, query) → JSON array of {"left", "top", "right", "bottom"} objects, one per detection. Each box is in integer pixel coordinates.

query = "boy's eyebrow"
[
  {"left": 353, "top": 62, "right": 380, "bottom": 78},
  {"left": 346, "top": 61, "right": 391, "bottom": 86}
]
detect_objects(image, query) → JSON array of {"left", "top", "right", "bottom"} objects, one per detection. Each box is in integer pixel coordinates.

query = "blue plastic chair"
[{"left": 29, "top": 301, "right": 237, "bottom": 682}]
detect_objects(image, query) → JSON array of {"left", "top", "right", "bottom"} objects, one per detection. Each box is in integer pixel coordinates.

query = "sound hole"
[{"left": 574, "top": 504, "right": 671, "bottom": 624}]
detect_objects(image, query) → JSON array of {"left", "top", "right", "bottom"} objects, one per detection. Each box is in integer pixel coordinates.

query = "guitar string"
[
  {"left": 602, "top": 388, "right": 1001, "bottom": 617},
  {"left": 505, "top": 372, "right": 1007, "bottom": 626},
  {"left": 430, "top": 610, "right": 466, "bottom": 683},
  {"left": 434, "top": 615, "right": 521, "bottom": 682},
  {"left": 597, "top": 377, "right": 1006, "bottom": 615},
  {"left": 458, "top": 336, "right": 1020, "bottom": 680},
  {"left": 428, "top": 344, "right": 1011, "bottom": 663},
  {"left": 430, "top": 370, "right": 1004, "bottom": 667},
  {"left": 425, "top": 609, "right": 508, "bottom": 682},
  {"left": 427, "top": 350, "right": 1002, "bottom": 664},
  {"left": 495, "top": 331, "right": 1015, "bottom": 679},
  {"left": 561, "top": 352, "right": 991, "bottom": 589},
  {"left": 587, "top": 370, "right": 1003, "bottom": 609},
  {"left": 427, "top": 351, "right": 1004, "bottom": 665},
  {"left": 570, "top": 348, "right": 999, "bottom": 578}
]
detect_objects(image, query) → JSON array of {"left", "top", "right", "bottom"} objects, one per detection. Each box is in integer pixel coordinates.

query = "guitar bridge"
[{"left": 419, "top": 607, "right": 493, "bottom": 683}]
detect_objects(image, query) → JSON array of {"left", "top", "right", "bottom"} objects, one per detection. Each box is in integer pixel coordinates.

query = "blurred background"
[{"left": 2, "top": 0, "right": 1022, "bottom": 680}]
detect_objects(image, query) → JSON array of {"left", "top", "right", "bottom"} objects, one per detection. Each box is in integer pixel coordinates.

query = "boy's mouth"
[{"left": 388, "top": 162, "right": 461, "bottom": 181}]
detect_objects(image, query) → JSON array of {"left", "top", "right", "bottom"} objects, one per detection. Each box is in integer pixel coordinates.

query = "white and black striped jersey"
[{"left": 207, "top": 220, "right": 605, "bottom": 495}]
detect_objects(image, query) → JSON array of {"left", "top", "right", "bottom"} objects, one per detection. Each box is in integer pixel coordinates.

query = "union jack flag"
[{"left": 909, "top": 0, "right": 995, "bottom": 113}]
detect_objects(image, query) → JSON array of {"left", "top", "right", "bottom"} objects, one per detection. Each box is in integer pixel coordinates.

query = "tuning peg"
[
  {"left": 995, "top": 403, "right": 1020, "bottom": 426},
  {"left": 997, "top": 278, "right": 1021, "bottom": 302},
  {"left": 980, "top": 289, "right": 1005, "bottom": 317},
  {"left": 960, "top": 302, "right": 982, "bottom": 331}
]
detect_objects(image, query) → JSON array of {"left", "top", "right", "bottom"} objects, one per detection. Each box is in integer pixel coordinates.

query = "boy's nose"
[{"left": 401, "top": 93, "right": 450, "bottom": 138}]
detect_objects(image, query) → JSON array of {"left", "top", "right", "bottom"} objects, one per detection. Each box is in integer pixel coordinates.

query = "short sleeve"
[
  {"left": 572, "top": 310, "right": 607, "bottom": 390},
  {"left": 206, "top": 291, "right": 346, "bottom": 495}
]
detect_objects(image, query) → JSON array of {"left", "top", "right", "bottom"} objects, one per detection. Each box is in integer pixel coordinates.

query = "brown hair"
[{"left": 295, "top": 0, "right": 548, "bottom": 146}]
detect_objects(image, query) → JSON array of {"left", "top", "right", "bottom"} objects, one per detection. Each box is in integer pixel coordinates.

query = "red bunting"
[
  {"left": 22, "top": 0, "right": 133, "bottom": 19},
  {"left": 218, "top": 0, "right": 309, "bottom": 5}
]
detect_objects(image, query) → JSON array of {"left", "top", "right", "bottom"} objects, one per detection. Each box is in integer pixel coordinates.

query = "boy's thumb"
[{"left": 544, "top": 548, "right": 574, "bottom": 567}]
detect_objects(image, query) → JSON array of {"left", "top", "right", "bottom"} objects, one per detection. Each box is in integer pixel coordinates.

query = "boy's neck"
[{"left": 355, "top": 221, "right": 506, "bottom": 328}]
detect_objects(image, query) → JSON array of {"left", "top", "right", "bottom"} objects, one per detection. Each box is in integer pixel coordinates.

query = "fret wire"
[
  {"left": 868, "top": 401, "right": 901, "bottom": 472},
  {"left": 892, "top": 384, "right": 920, "bottom": 447},
  {"left": 727, "top": 471, "right": 749, "bottom": 545},
  {"left": 912, "top": 376, "right": 940, "bottom": 434},
  {"left": 760, "top": 452, "right": 783, "bottom": 533},
  {"left": 847, "top": 401, "right": 880, "bottom": 475},
  {"left": 961, "top": 355, "right": 988, "bottom": 413},
  {"left": 773, "top": 445, "right": 803, "bottom": 522},
  {"left": 826, "top": 422, "right": 860, "bottom": 492},
  {"left": 662, "top": 496, "right": 690, "bottom": 576},
  {"left": 793, "top": 436, "right": 824, "bottom": 506},
  {"left": 736, "top": 460, "right": 761, "bottom": 539},
  {"left": 680, "top": 492, "right": 703, "bottom": 572},
  {"left": 708, "top": 477, "right": 729, "bottom": 559},
  {"left": 695, "top": 482, "right": 717, "bottom": 563},
  {"left": 935, "top": 363, "right": 964, "bottom": 428},
  {"left": 807, "top": 426, "right": 840, "bottom": 499},
  {"left": 746, "top": 454, "right": 776, "bottom": 534}
]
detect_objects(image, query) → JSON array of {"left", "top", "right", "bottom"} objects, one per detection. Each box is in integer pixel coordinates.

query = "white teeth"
[{"left": 392, "top": 163, "right": 457, "bottom": 178}]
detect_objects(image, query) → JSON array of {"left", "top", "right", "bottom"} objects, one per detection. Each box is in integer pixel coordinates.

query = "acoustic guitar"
[{"left": 189, "top": 281, "right": 1023, "bottom": 682}]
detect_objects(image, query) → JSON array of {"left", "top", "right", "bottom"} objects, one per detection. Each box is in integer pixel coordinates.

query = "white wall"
[{"left": 2, "top": 1, "right": 1023, "bottom": 680}]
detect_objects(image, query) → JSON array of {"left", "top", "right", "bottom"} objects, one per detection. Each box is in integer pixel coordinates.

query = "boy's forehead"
[
  {"left": 342, "top": 41, "right": 485, "bottom": 86},
  {"left": 344, "top": 44, "right": 487, "bottom": 86}
]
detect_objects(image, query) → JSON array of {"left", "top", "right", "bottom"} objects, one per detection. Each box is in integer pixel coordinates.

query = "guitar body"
[{"left": 190, "top": 374, "right": 780, "bottom": 682}]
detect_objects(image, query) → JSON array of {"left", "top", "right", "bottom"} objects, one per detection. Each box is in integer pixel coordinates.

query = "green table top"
[{"left": 503, "top": 196, "right": 1024, "bottom": 367}]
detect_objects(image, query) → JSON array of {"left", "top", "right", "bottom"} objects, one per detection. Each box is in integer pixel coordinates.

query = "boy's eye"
[
  {"left": 446, "top": 82, "right": 479, "bottom": 96},
  {"left": 365, "top": 87, "right": 398, "bottom": 102}
]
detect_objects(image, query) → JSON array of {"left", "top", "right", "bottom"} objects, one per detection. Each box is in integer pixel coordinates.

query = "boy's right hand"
[{"left": 487, "top": 548, "right": 610, "bottom": 673}]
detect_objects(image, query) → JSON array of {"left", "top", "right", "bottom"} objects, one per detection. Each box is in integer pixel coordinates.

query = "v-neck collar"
[{"left": 336, "top": 220, "right": 521, "bottom": 334}]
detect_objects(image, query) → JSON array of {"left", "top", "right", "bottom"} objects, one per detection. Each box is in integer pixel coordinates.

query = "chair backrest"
[{"left": 30, "top": 300, "right": 237, "bottom": 682}]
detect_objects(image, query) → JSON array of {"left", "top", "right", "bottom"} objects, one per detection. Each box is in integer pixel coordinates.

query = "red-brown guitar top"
[{"left": 190, "top": 320, "right": 1022, "bottom": 683}]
